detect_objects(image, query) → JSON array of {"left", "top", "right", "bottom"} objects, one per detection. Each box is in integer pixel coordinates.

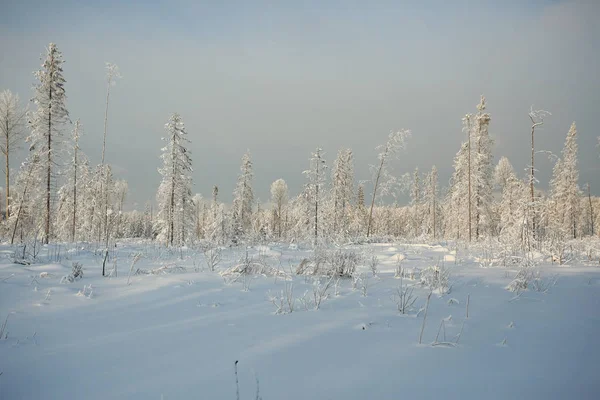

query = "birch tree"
[{"left": 367, "top": 130, "right": 411, "bottom": 237}]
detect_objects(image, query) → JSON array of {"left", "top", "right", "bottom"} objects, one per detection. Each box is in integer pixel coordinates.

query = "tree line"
[{"left": 1, "top": 43, "right": 599, "bottom": 254}]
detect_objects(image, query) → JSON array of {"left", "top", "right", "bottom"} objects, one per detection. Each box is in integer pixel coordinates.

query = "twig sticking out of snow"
[{"left": 419, "top": 292, "right": 432, "bottom": 344}]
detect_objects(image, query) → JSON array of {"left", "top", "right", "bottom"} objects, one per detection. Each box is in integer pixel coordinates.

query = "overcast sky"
[{"left": 1, "top": 0, "right": 599, "bottom": 208}]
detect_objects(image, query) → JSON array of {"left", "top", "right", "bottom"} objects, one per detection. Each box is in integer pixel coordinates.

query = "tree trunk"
[{"left": 367, "top": 154, "right": 386, "bottom": 238}]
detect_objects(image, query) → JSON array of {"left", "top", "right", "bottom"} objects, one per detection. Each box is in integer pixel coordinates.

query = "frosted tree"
[
  {"left": 0, "top": 90, "right": 27, "bottom": 219},
  {"left": 472, "top": 96, "right": 494, "bottom": 239},
  {"left": 8, "top": 155, "right": 43, "bottom": 244},
  {"left": 192, "top": 193, "right": 204, "bottom": 240},
  {"left": 424, "top": 166, "right": 439, "bottom": 239},
  {"left": 494, "top": 157, "right": 527, "bottom": 249},
  {"left": 231, "top": 152, "right": 254, "bottom": 242},
  {"left": 55, "top": 120, "right": 85, "bottom": 241},
  {"left": 303, "top": 147, "right": 327, "bottom": 243},
  {"left": 99, "top": 63, "right": 122, "bottom": 246},
  {"left": 528, "top": 107, "right": 551, "bottom": 239},
  {"left": 27, "top": 43, "right": 70, "bottom": 244},
  {"left": 270, "top": 178, "right": 288, "bottom": 238},
  {"left": 410, "top": 167, "right": 421, "bottom": 237},
  {"left": 113, "top": 179, "right": 128, "bottom": 239},
  {"left": 331, "top": 148, "right": 354, "bottom": 237},
  {"left": 446, "top": 141, "right": 470, "bottom": 240},
  {"left": 367, "top": 129, "right": 411, "bottom": 237},
  {"left": 549, "top": 122, "right": 580, "bottom": 239},
  {"left": 155, "top": 113, "right": 193, "bottom": 246}
]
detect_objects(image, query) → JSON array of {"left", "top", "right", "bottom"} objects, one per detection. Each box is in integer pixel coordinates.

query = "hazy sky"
[{"left": 1, "top": 0, "right": 599, "bottom": 208}]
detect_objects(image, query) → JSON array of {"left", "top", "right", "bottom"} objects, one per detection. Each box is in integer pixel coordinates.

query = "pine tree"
[
  {"left": 425, "top": 166, "right": 439, "bottom": 239},
  {"left": 270, "top": 178, "right": 288, "bottom": 239},
  {"left": 549, "top": 122, "right": 580, "bottom": 239},
  {"left": 231, "top": 152, "right": 254, "bottom": 242},
  {"left": 472, "top": 96, "right": 494, "bottom": 239},
  {"left": 331, "top": 148, "right": 354, "bottom": 237},
  {"left": 27, "top": 43, "right": 69, "bottom": 244},
  {"left": 303, "top": 147, "right": 327, "bottom": 244},
  {"left": 155, "top": 113, "right": 193, "bottom": 246}
]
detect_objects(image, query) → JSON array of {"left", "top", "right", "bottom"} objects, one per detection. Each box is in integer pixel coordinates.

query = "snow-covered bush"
[
  {"left": 61, "top": 262, "right": 83, "bottom": 283},
  {"left": 296, "top": 248, "right": 360, "bottom": 277},
  {"left": 506, "top": 258, "right": 536, "bottom": 293},
  {"left": 420, "top": 262, "right": 450, "bottom": 294},
  {"left": 393, "top": 276, "right": 417, "bottom": 314}
]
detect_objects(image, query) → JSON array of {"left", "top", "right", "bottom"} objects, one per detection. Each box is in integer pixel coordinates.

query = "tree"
[
  {"left": 270, "top": 178, "right": 288, "bottom": 238},
  {"left": 425, "top": 165, "right": 439, "bottom": 239},
  {"left": 303, "top": 147, "right": 327, "bottom": 244},
  {"left": 410, "top": 167, "right": 421, "bottom": 237},
  {"left": 100, "top": 63, "right": 121, "bottom": 246},
  {"left": 331, "top": 148, "right": 354, "bottom": 237},
  {"left": 494, "top": 157, "right": 527, "bottom": 249},
  {"left": 231, "top": 152, "right": 254, "bottom": 242},
  {"left": 27, "top": 43, "right": 70, "bottom": 244},
  {"left": 472, "top": 96, "right": 494, "bottom": 239},
  {"left": 549, "top": 122, "right": 580, "bottom": 239},
  {"left": 528, "top": 107, "right": 551, "bottom": 240},
  {"left": 56, "top": 119, "right": 85, "bottom": 242},
  {"left": 367, "top": 130, "right": 411, "bottom": 237},
  {"left": 155, "top": 113, "right": 193, "bottom": 246},
  {"left": 0, "top": 90, "right": 27, "bottom": 219}
]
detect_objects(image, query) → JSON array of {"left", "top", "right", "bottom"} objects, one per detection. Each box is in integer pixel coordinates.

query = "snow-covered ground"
[{"left": 1, "top": 241, "right": 599, "bottom": 399}]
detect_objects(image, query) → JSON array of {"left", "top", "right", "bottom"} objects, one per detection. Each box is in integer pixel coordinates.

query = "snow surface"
[{"left": 1, "top": 242, "right": 599, "bottom": 399}]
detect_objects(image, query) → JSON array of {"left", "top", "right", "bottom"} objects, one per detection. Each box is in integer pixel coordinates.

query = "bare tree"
[
  {"left": 102, "top": 63, "right": 121, "bottom": 246},
  {"left": 367, "top": 130, "right": 411, "bottom": 237},
  {"left": 528, "top": 107, "right": 551, "bottom": 239},
  {"left": 0, "top": 90, "right": 26, "bottom": 219}
]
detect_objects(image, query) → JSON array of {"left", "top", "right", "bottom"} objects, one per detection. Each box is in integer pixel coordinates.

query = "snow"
[{"left": 1, "top": 241, "right": 599, "bottom": 399}]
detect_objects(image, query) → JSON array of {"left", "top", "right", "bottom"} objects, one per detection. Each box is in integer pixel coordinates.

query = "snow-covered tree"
[
  {"left": 55, "top": 119, "right": 86, "bottom": 241},
  {"left": 0, "top": 90, "right": 27, "bottom": 219},
  {"left": 303, "top": 147, "right": 327, "bottom": 244},
  {"left": 494, "top": 156, "right": 527, "bottom": 249},
  {"left": 472, "top": 96, "right": 494, "bottom": 239},
  {"left": 27, "top": 43, "right": 70, "bottom": 243},
  {"left": 528, "top": 107, "right": 551, "bottom": 240},
  {"left": 410, "top": 167, "right": 421, "bottom": 237},
  {"left": 155, "top": 113, "right": 193, "bottom": 246},
  {"left": 549, "top": 122, "right": 580, "bottom": 239},
  {"left": 270, "top": 178, "right": 288, "bottom": 239},
  {"left": 367, "top": 130, "right": 411, "bottom": 237},
  {"left": 231, "top": 152, "right": 254, "bottom": 242},
  {"left": 424, "top": 165, "right": 439, "bottom": 239},
  {"left": 331, "top": 148, "right": 354, "bottom": 237},
  {"left": 446, "top": 141, "right": 470, "bottom": 240},
  {"left": 8, "top": 155, "right": 42, "bottom": 244}
]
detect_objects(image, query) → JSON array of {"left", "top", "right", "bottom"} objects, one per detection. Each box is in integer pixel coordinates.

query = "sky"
[{"left": 1, "top": 0, "right": 599, "bottom": 208}]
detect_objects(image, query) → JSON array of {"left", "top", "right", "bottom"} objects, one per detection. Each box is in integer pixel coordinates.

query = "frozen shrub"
[
  {"left": 61, "top": 262, "right": 83, "bottom": 283},
  {"left": 420, "top": 262, "right": 450, "bottom": 294},
  {"left": 296, "top": 249, "right": 361, "bottom": 277},
  {"left": 506, "top": 258, "right": 536, "bottom": 294}
]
